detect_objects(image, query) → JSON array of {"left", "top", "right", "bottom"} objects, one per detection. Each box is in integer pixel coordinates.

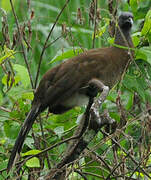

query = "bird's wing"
[
  {"left": 34, "top": 48, "right": 109, "bottom": 109},
  {"left": 44, "top": 62, "right": 85, "bottom": 107}
]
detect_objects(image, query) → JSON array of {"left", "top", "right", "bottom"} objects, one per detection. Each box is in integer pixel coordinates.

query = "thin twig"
[
  {"left": 92, "top": 0, "right": 98, "bottom": 48},
  {"left": 9, "top": 0, "right": 34, "bottom": 88},
  {"left": 34, "top": 0, "right": 70, "bottom": 88},
  {"left": 38, "top": 116, "right": 51, "bottom": 169},
  {"left": 45, "top": 35, "right": 63, "bottom": 49},
  {"left": 0, "top": 106, "right": 11, "bottom": 112}
]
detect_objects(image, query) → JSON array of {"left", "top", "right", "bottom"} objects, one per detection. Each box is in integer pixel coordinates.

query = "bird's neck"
[{"left": 114, "top": 28, "right": 133, "bottom": 48}]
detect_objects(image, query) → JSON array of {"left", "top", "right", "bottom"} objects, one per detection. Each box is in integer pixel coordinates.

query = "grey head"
[{"left": 118, "top": 12, "right": 133, "bottom": 30}]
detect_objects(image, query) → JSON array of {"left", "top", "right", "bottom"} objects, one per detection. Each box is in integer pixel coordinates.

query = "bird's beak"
[{"left": 128, "top": 17, "right": 133, "bottom": 25}]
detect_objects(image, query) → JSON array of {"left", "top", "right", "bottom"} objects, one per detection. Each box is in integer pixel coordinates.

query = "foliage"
[{"left": 0, "top": 0, "right": 151, "bottom": 179}]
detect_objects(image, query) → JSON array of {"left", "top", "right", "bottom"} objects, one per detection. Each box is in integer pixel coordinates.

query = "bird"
[{"left": 7, "top": 12, "right": 134, "bottom": 172}]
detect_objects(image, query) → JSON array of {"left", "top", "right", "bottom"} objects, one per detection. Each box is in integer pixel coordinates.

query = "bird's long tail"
[{"left": 7, "top": 104, "right": 40, "bottom": 173}]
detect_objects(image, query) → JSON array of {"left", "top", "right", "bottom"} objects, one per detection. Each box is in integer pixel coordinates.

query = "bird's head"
[{"left": 118, "top": 12, "right": 133, "bottom": 30}]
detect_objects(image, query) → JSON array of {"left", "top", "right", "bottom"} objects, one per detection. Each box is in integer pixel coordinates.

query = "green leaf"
[
  {"left": 1, "top": 0, "right": 16, "bottom": 12},
  {"left": 4, "top": 121, "right": 20, "bottom": 139},
  {"left": 121, "top": 90, "right": 134, "bottom": 110},
  {"left": 135, "top": 49, "right": 147, "bottom": 61},
  {"left": 107, "top": 91, "right": 118, "bottom": 102},
  {"left": 123, "top": 74, "right": 146, "bottom": 101},
  {"left": 6, "top": 86, "right": 26, "bottom": 100},
  {"left": 109, "top": 112, "right": 120, "bottom": 122},
  {"left": 0, "top": 146, "right": 4, "bottom": 154},
  {"left": 132, "top": 35, "right": 140, "bottom": 47},
  {"left": 26, "top": 157, "right": 40, "bottom": 168},
  {"left": 0, "top": 46, "right": 16, "bottom": 64},
  {"left": 49, "top": 47, "right": 84, "bottom": 64},
  {"left": 24, "top": 137, "right": 34, "bottom": 149},
  {"left": 54, "top": 126, "right": 64, "bottom": 138},
  {"left": 130, "top": 0, "right": 138, "bottom": 12},
  {"left": 141, "top": 9, "right": 151, "bottom": 36},
  {"left": 2, "top": 74, "right": 20, "bottom": 87},
  {"left": 21, "top": 92, "right": 34, "bottom": 100},
  {"left": 136, "top": 47, "right": 151, "bottom": 65},
  {"left": 13, "top": 64, "right": 30, "bottom": 88},
  {"left": 21, "top": 149, "right": 41, "bottom": 157},
  {"left": 94, "top": 18, "right": 110, "bottom": 38},
  {"left": 0, "top": 160, "right": 9, "bottom": 178}
]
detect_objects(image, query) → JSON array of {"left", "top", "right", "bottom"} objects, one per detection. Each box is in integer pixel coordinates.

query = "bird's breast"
[{"left": 62, "top": 92, "right": 89, "bottom": 108}]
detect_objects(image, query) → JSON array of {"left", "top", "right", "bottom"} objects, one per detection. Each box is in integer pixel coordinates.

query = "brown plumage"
[{"left": 7, "top": 12, "right": 134, "bottom": 172}]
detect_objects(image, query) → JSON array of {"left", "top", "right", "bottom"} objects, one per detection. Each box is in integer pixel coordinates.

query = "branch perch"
[{"left": 42, "top": 80, "right": 116, "bottom": 180}]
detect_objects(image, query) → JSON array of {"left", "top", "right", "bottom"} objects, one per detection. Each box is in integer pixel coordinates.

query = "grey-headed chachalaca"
[{"left": 7, "top": 12, "right": 134, "bottom": 172}]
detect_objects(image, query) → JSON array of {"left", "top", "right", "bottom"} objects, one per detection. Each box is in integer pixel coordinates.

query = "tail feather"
[{"left": 7, "top": 104, "right": 40, "bottom": 173}]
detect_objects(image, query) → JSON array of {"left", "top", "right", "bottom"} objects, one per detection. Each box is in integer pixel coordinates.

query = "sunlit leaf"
[
  {"left": 22, "top": 149, "right": 41, "bottom": 157},
  {"left": 93, "top": 18, "right": 110, "bottom": 38},
  {"left": 141, "top": 9, "right": 151, "bottom": 36},
  {"left": 13, "top": 64, "right": 30, "bottom": 88},
  {"left": 1, "top": 0, "right": 16, "bottom": 12},
  {"left": 49, "top": 47, "right": 84, "bottom": 64},
  {"left": 130, "top": 0, "right": 138, "bottom": 12},
  {"left": 0, "top": 46, "right": 16, "bottom": 64},
  {"left": 136, "top": 47, "right": 151, "bottom": 65},
  {"left": 21, "top": 92, "right": 34, "bottom": 100},
  {"left": 26, "top": 157, "right": 40, "bottom": 168}
]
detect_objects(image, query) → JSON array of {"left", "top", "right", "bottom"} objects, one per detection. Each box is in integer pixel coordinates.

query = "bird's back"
[{"left": 33, "top": 46, "right": 133, "bottom": 113}]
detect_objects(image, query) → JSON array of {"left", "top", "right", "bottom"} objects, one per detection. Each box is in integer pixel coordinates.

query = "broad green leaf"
[
  {"left": 141, "top": 9, "right": 151, "bottom": 36},
  {"left": 26, "top": 157, "right": 40, "bottom": 168},
  {"left": 1, "top": 0, "right": 16, "bottom": 12},
  {"left": 136, "top": 47, "right": 151, "bottom": 65},
  {"left": 13, "top": 64, "right": 30, "bottom": 88},
  {"left": 107, "top": 91, "right": 118, "bottom": 102},
  {"left": 49, "top": 47, "right": 84, "bottom": 64},
  {"left": 121, "top": 90, "right": 134, "bottom": 110},
  {"left": 21, "top": 149, "right": 41, "bottom": 157},
  {"left": 130, "top": 0, "right": 138, "bottom": 12},
  {"left": 135, "top": 49, "right": 147, "bottom": 61},
  {"left": 109, "top": 112, "right": 120, "bottom": 122},
  {"left": 22, "top": 92, "right": 34, "bottom": 100},
  {"left": 123, "top": 74, "right": 146, "bottom": 101},
  {"left": 4, "top": 121, "right": 20, "bottom": 139},
  {"left": 132, "top": 35, "right": 140, "bottom": 47}
]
